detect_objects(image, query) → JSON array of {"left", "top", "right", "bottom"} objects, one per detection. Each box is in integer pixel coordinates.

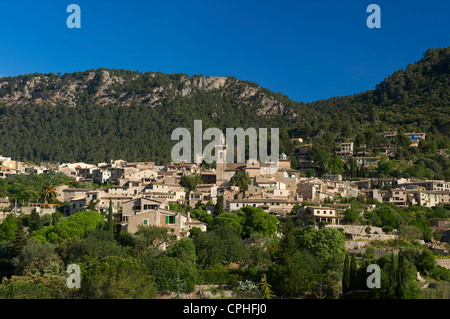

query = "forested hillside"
[{"left": 0, "top": 47, "right": 448, "bottom": 166}]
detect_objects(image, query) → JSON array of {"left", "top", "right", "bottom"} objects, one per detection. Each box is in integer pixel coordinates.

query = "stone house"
[{"left": 297, "top": 206, "right": 340, "bottom": 225}]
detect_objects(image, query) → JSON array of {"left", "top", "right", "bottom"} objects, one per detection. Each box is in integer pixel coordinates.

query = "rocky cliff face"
[{"left": 0, "top": 69, "right": 298, "bottom": 117}]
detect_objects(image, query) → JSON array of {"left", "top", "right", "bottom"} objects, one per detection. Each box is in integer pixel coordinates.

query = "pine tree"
[{"left": 259, "top": 273, "right": 275, "bottom": 299}]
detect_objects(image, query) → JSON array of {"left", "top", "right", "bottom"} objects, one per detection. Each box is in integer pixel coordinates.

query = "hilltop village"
[{"left": 0, "top": 131, "right": 448, "bottom": 242}]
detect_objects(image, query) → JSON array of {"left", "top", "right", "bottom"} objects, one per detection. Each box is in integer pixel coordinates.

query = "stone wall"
[
  {"left": 430, "top": 219, "right": 450, "bottom": 228},
  {"left": 327, "top": 224, "right": 398, "bottom": 241}
]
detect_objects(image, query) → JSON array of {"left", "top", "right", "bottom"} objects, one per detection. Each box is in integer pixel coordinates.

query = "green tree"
[
  {"left": 230, "top": 172, "right": 252, "bottom": 192},
  {"left": 329, "top": 156, "right": 345, "bottom": 175},
  {"left": 193, "top": 226, "right": 245, "bottom": 269},
  {"left": 306, "top": 168, "right": 316, "bottom": 178},
  {"left": 209, "top": 212, "right": 244, "bottom": 235},
  {"left": 388, "top": 253, "right": 397, "bottom": 299},
  {"left": 349, "top": 254, "right": 358, "bottom": 291},
  {"left": 133, "top": 225, "right": 176, "bottom": 252},
  {"left": 377, "top": 156, "right": 395, "bottom": 177},
  {"left": 29, "top": 209, "right": 42, "bottom": 232},
  {"left": 181, "top": 173, "right": 203, "bottom": 191},
  {"left": 106, "top": 199, "right": 114, "bottom": 235},
  {"left": 259, "top": 273, "right": 275, "bottom": 299},
  {"left": 190, "top": 208, "right": 213, "bottom": 226},
  {"left": 213, "top": 196, "right": 225, "bottom": 216},
  {"left": 12, "top": 240, "right": 64, "bottom": 276},
  {"left": 166, "top": 238, "right": 196, "bottom": 264},
  {"left": 144, "top": 256, "right": 197, "bottom": 293},
  {"left": 241, "top": 206, "right": 278, "bottom": 238},
  {"left": 30, "top": 210, "right": 105, "bottom": 243},
  {"left": 0, "top": 214, "right": 18, "bottom": 242},
  {"left": 343, "top": 208, "right": 362, "bottom": 225},
  {"left": 269, "top": 220, "right": 317, "bottom": 297},
  {"left": 396, "top": 250, "right": 407, "bottom": 299},
  {"left": 87, "top": 198, "right": 100, "bottom": 211},
  {"left": 342, "top": 253, "right": 351, "bottom": 294},
  {"left": 40, "top": 184, "right": 57, "bottom": 204},
  {"left": 81, "top": 256, "right": 158, "bottom": 299},
  {"left": 11, "top": 219, "right": 27, "bottom": 258}
]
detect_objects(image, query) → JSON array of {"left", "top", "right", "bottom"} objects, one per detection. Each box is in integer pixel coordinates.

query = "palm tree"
[{"left": 40, "top": 183, "right": 57, "bottom": 204}]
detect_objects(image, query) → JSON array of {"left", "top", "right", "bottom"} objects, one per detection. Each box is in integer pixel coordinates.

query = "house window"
[
  {"left": 143, "top": 219, "right": 148, "bottom": 225},
  {"left": 166, "top": 216, "right": 176, "bottom": 224}
]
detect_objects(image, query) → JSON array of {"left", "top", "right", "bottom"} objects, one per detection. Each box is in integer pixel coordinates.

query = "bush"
[
  {"left": 30, "top": 210, "right": 105, "bottom": 243},
  {"left": 382, "top": 225, "right": 393, "bottom": 234},
  {"left": 0, "top": 282, "right": 51, "bottom": 299},
  {"left": 429, "top": 266, "right": 450, "bottom": 281},
  {"left": 196, "top": 269, "right": 233, "bottom": 285},
  {"left": 365, "top": 246, "right": 376, "bottom": 260},
  {"left": 419, "top": 282, "right": 450, "bottom": 299},
  {"left": 433, "top": 232, "right": 442, "bottom": 241},
  {"left": 145, "top": 256, "right": 198, "bottom": 293},
  {"left": 81, "top": 256, "right": 157, "bottom": 299}
]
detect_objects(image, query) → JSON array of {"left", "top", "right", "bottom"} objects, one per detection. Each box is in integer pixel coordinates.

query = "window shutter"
[
  {"left": 166, "top": 216, "right": 169, "bottom": 224},
  {"left": 173, "top": 216, "right": 176, "bottom": 224}
]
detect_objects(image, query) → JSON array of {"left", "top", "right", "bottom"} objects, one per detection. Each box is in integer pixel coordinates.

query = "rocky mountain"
[
  {"left": 0, "top": 69, "right": 298, "bottom": 118},
  {"left": 0, "top": 47, "right": 448, "bottom": 164}
]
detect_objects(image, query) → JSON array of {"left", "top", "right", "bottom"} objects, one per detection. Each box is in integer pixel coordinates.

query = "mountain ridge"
[{"left": 0, "top": 47, "right": 448, "bottom": 165}]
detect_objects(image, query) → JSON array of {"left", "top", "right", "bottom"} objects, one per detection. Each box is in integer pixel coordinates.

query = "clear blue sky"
[{"left": 0, "top": 0, "right": 448, "bottom": 103}]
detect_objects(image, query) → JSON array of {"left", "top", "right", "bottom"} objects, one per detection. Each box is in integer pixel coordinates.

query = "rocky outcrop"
[{"left": 0, "top": 69, "right": 298, "bottom": 117}]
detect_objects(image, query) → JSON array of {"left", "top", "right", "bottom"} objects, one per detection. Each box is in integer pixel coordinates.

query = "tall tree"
[
  {"left": 11, "top": 219, "right": 27, "bottom": 257},
  {"left": 349, "top": 253, "right": 358, "bottom": 291},
  {"left": 29, "top": 209, "right": 42, "bottom": 232},
  {"left": 388, "top": 253, "right": 397, "bottom": 299},
  {"left": 40, "top": 184, "right": 57, "bottom": 204},
  {"left": 396, "top": 250, "right": 407, "bottom": 299},
  {"left": 106, "top": 199, "right": 114, "bottom": 235},
  {"left": 213, "top": 195, "right": 225, "bottom": 216},
  {"left": 342, "top": 253, "right": 351, "bottom": 294}
]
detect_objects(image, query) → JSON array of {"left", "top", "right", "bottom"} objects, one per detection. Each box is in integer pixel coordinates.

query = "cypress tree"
[
  {"left": 342, "top": 253, "right": 351, "bottom": 294},
  {"left": 388, "top": 253, "right": 397, "bottom": 298},
  {"left": 29, "top": 209, "right": 42, "bottom": 232},
  {"left": 107, "top": 199, "right": 114, "bottom": 235},
  {"left": 11, "top": 219, "right": 27, "bottom": 257},
  {"left": 349, "top": 253, "right": 358, "bottom": 291},
  {"left": 213, "top": 196, "right": 225, "bottom": 216},
  {"left": 396, "top": 250, "right": 406, "bottom": 299}
]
